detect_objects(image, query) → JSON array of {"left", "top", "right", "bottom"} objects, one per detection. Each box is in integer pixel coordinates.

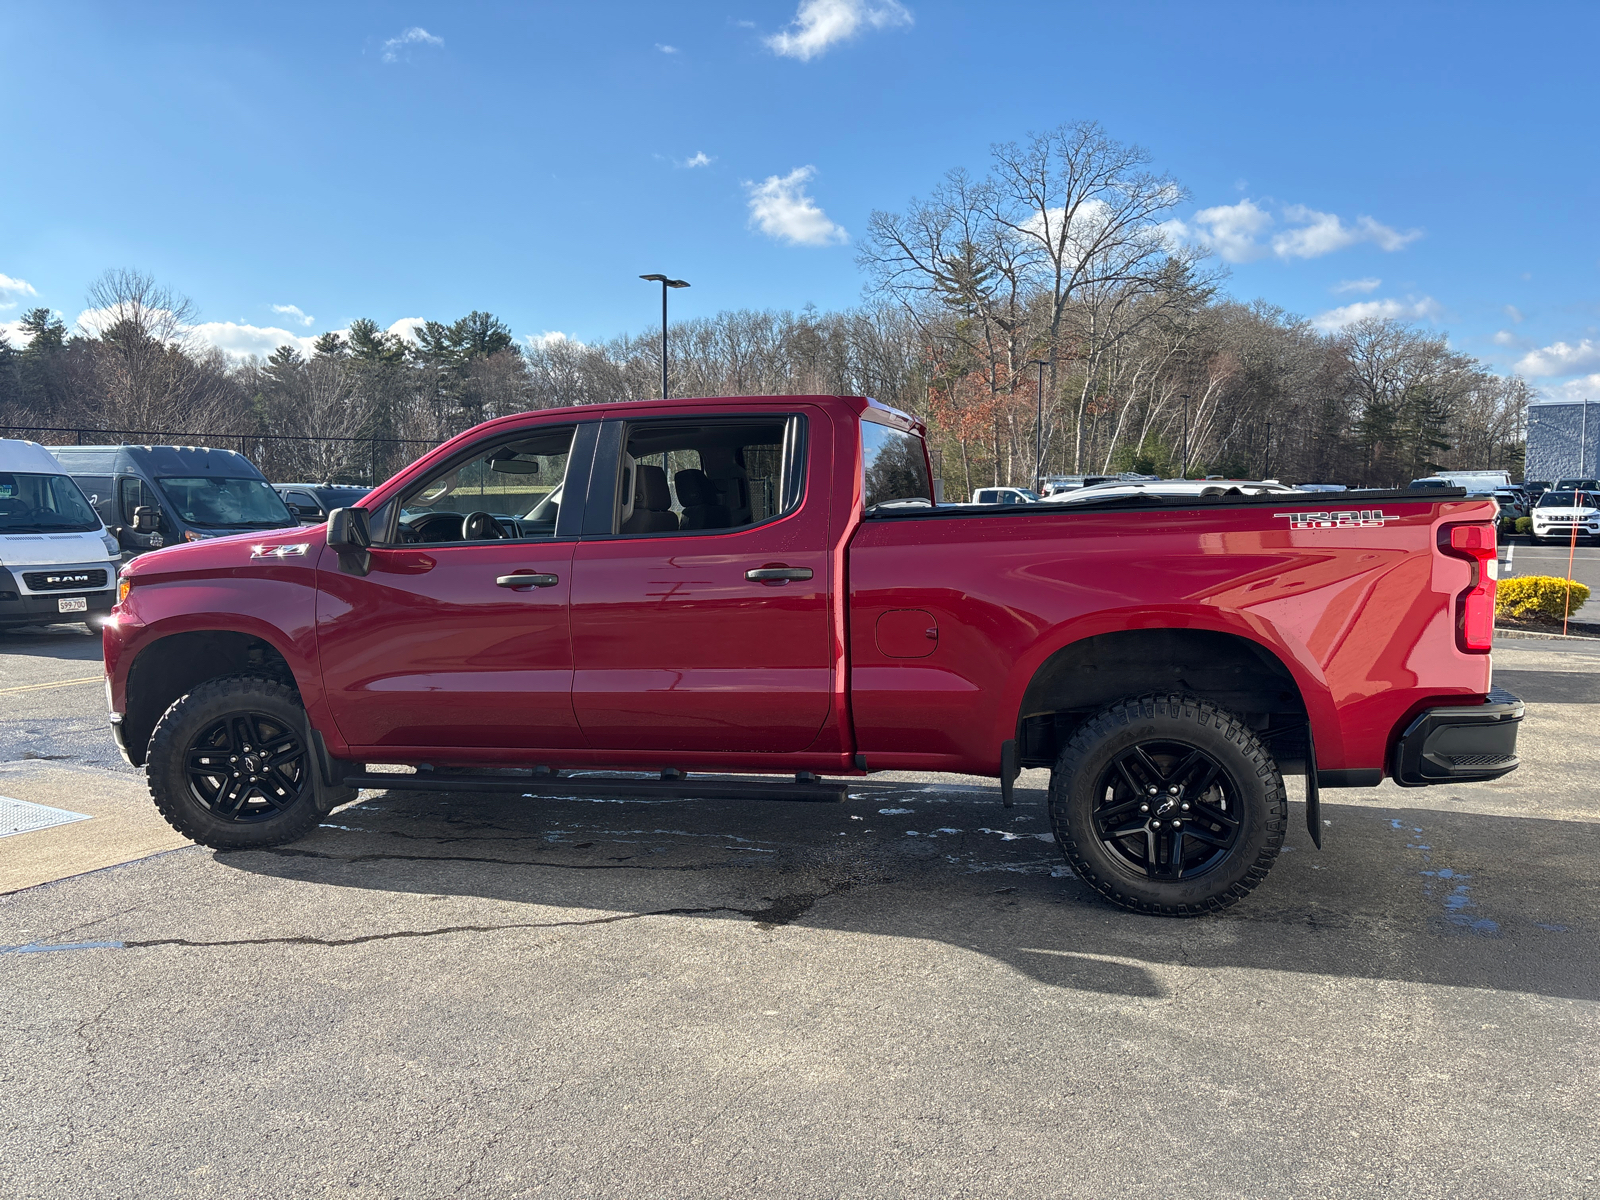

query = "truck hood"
[
  {"left": 1534, "top": 507, "right": 1598, "bottom": 519},
  {"left": 122, "top": 527, "right": 326, "bottom": 579},
  {"left": 0, "top": 531, "right": 116, "bottom": 568}
]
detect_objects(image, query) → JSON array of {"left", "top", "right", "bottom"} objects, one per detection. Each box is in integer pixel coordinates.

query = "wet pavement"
[{"left": 1, "top": 624, "right": 1597, "bottom": 1198}]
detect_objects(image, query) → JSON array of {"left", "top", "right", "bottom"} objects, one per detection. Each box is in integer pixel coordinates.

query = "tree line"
[{"left": 0, "top": 124, "right": 1526, "bottom": 494}]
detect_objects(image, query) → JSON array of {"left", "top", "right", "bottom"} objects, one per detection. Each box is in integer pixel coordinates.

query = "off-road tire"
[
  {"left": 146, "top": 675, "right": 328, "bottom": 850},
  {"left": 1048, "top": 692, "right": 1287, "bottom": 916}
]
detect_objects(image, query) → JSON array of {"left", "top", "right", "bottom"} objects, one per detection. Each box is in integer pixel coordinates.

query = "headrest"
[
  {"left": 699, "top": 446, "right": 747, "bottom": 479},
  {"left": 635, "top": 463, "right": 671, "bottom": 511},
  {"left": 674, "top": 468, "right": 718, "bottom": 506}
]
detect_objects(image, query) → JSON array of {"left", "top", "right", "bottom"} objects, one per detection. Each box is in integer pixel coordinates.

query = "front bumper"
[
  {"left": 1392, "top": 686, "right": 1523, "bottom": 786},
  {"left": 0, "top": 566, "right": 116, "bottom": 626}
]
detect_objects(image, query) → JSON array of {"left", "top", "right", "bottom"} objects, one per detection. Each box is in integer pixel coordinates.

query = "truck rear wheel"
[
  {"left": 1048, "top": 693, "right": 1287, "bottom": 916},
  {"left": 145, "top": 675, "right": 329, "bottom": 850}
]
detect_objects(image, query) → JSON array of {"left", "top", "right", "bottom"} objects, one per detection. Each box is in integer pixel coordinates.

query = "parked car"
[
  {"left": 1530, "top": 489, "right": 1600, "bottom": 545},
  {"left": 1555, "top": 477, "right": 1600, "bottom": 492},
  {"left": 272, "top": 483, "right": 373, "bottom": 524},
  {"left": 52, "top": 444, "right": 299, "bottom": 556},
  {"left": 1524, "top": 480, "right": 1552, "bottom": 502},
  {"left": 0, "top": 439, "right": 121, "bottom": 630},
  {"left": 1042, "top": 479, "right": 1297, "bottom": 504},
  {"left": 970, "top": 487, "right": 1040, "bottom": 506},
  {"left": 1491, "top": 489, "right": 1529, "bottom": 522},
  {"left": 1296, "top": 483, "right": 1348, "bottom": 492},
  {"left": 104, "top": 394, "right": 1519, "bottom": 916}
]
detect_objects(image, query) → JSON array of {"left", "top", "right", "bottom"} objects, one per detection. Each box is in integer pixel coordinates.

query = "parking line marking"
[{"left": 0, "top": 676, "right": 102, "bottom": 696}]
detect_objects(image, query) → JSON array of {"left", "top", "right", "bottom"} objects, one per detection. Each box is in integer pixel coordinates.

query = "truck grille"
[{"left": 22, "top": 569, "right": 108, "bottom": 591}]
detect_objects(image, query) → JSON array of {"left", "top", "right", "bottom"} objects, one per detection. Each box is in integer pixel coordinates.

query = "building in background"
[{"left": 1525, "top": 400, "right": 1600, "bottom": 482}]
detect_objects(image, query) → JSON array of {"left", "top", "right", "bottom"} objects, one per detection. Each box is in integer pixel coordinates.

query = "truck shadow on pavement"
[{"left": 219, "top": 779, "right": 1599, "bottom": 1004}]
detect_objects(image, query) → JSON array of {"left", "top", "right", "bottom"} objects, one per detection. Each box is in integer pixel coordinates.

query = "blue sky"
[{"left": 2, "top": 1, "right": 1597, "bottom": 398}]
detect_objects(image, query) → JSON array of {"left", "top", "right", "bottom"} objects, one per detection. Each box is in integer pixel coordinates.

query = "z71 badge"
[{"left": 1274, "top": 509, "right": 1390, "bottom": 529}]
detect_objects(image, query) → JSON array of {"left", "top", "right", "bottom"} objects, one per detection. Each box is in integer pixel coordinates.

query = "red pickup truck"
[{"left": 102, "top": 394, "right": 1521, "bottom": 915}]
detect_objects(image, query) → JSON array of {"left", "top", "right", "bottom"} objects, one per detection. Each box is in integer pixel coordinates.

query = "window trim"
[
  {"left": 584, "top": 413, "right": 809, "bottom": 540},
  {"left": 371, "top": 421, "right": 597, "bottom": 548}
]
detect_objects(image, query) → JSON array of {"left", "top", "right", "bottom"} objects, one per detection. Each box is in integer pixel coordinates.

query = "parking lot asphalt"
[{"left": 2, "top": 622, "right": 1598, "bottom": 1199}]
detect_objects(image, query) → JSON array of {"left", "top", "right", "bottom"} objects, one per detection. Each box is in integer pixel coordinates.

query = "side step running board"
[{"left": 341, "top": 770, "right": 849, "bottom": 804}]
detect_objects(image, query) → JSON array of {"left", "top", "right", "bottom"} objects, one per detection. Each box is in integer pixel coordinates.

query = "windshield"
[
  {"left": 0, "top": 472, "right": 101, "bottom": 533},
  {"left": 156, "top": 476, "right": 295, "bottom": 528},
  {"left": 1537, "top": 491, "right": 1594, "bottom": 509},
  {"left": 861, "top": 421, "right": 932, "bottom": 511}
]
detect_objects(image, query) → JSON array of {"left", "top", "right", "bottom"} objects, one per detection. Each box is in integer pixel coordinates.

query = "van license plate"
[{"left": 58, "top": 597, "right": 88, "bottom": 613}]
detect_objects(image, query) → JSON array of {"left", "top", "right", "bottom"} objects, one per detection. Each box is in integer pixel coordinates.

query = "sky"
[{"left": 2, "top": 0, "right": 1598, "bottom": 400}]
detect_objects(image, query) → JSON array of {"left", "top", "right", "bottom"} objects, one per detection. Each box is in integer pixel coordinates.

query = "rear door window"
[{"left": 861, "top": 420, "right": 932, "bottom": 512}]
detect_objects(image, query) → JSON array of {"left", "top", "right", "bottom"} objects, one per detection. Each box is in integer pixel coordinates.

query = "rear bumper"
[{"left": 1392, "top": 687, "right": 1523, "bottom": 786}]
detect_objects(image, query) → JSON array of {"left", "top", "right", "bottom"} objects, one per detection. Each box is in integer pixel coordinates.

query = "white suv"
[{"left": 1531, "top": 488, "right": 1600, "bottom": 545}]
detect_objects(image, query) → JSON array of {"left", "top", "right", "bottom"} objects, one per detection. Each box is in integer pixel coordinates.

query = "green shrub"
[
  {"left": 1496, "top": 575, "right": 1590, "bottom": 620},
  {"left": 1515, "top": 517, "right": 1532, "bottom": 535}
]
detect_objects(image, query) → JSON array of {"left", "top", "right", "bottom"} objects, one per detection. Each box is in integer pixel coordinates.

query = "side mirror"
[
  {"left": 326, "top": 507, "right": 372, "bottom": 576},
  {"left": 132, "top": 505, "right": 160, "bottom": 533}
]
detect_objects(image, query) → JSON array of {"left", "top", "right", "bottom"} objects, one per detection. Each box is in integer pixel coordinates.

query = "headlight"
[
  {"left": 118, "top": 577, "right": 133, "bottom": 604},
  {"left": 102, "top": 531, "right": 119, "bottom": 555}
]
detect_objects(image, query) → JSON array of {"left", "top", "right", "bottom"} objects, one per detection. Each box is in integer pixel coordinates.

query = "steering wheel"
[{"left": 462, "top": 511, "right": 507, "bottom": 540}]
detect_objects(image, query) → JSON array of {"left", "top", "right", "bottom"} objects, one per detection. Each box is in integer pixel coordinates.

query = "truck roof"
[{"left": 48, "top": 444, "right": 269, "bottom": 479}]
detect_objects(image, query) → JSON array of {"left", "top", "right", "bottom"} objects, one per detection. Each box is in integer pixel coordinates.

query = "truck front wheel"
[
  {"left": 145, "top": 675, "right": 329, "bottom": 850},
  {"left": 1048, "top": 693, "right": 1287, "bottom": 915}
]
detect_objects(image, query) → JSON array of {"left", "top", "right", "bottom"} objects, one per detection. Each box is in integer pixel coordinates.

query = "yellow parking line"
[{"left": 0, "top": 676, "right": 103, "bottom": 696}]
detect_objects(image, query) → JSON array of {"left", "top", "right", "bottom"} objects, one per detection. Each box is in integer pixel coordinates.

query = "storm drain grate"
[{"left": 0, "top": 795, "right": 92, "bottom": 838}]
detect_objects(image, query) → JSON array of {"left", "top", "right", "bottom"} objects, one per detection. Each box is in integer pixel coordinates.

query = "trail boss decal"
[{"left": 1275, "top": 509, "right": 1391, "bottom": 530}]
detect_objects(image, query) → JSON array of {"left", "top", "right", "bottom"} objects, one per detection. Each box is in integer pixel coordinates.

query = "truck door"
[
  {"left": 314, "top": 422, "right": 593, "bottom": 752},
  {"left": 567, "top": 411, "right": 833, "bottom": 753}
]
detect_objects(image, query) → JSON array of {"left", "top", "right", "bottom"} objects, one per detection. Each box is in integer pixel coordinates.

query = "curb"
[{"left": 1494, "top": 628, "right": 1600, "bottom": 643}]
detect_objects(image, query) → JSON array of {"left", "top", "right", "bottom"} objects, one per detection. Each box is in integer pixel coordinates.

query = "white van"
[{"left": 0, "top": 440, "right": 121, "bottom": 631}]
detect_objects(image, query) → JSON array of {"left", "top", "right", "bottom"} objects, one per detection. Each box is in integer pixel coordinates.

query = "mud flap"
[
  {"left": 1000, "top": 739, "right": 1019, "bottom": 809},
  {"left": 1304, "top": 732, "right": 1322, "bottom": 849}
]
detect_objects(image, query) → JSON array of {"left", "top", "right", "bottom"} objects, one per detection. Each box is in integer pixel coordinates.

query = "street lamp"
[
  {"left": 1264, "top": 420, "right": 1273, "bottom": 480},
  {"left": 1029, "top": 358, "right": 1049, "bottom": 488},
  {"left": 639, "top": 274, "right": 690, "bottom": 399},
  {"left": 1179, "top": 393, "right": 1191, "bottom": 479}
]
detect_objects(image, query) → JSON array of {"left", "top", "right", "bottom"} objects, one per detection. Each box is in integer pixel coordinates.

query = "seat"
[
  {"left": 699, "top": 447, "right": 753, "bottom": 525},
  {"left": 620, "top": 462, "right": 678, "bottom": 534},
  {"left": 674, "top": 468, "right": 733, "bottom": 531}
]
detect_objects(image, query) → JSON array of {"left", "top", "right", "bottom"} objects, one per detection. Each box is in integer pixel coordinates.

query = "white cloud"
[
  {"left": 0, "top": 273, "right": 37, "bottom": 309},
  {"left": 525, "top": 331, "right": 582, "bottom": 350},
  {"left": 1544, "top": 374, "right": 1600, "bottom": 402},
  {"left": 1492, "top": 330, "right": 1523, "bottom": 348},
  {"left": 745, "top": 165, "right": 848, "bottom": 246},
  {"left": 680, "top": 151, "right": 713, "bottom": 168},
  {"left": 381, "top": 26, "right": 444, "bottom": 64},
  {"left": 1504, "top": 304, "right": 1524, "bottom": 324},
  {"left": 1312, "top": 296, "right": 1442, "bottom": 331},
  {"left": 1272, "top": 205, "right": 1420, "bottom": 259},
  {"left": 655, "top": 43, "right": 679, "bottom": 54},
  {"left": 1333, "top": 277, "right": 1381, "bottom": 294},
  {"left": 0, "top": 318, "right": 31, "bottom": 346},
  {"left": 387, "top": 317, "right": 427, "bottom": 344},
  {"left": 270, "top": 303, "right": 315, "bottom": 327},
  {"left": 1188, "top": 199, "right": 1273, "bottom": 263},
  {"left": 1516, "top": 339, "right": 1600, "bottom": 378},
  {"left": 766, "top": 0, "right": 912, "bottom": 61},
  {"left": 187, "top": 321, "right": 320, "bottom": 359}
]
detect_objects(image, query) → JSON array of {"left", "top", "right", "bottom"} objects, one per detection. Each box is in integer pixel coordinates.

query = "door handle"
[
  {"left": 496, "top": 573, "right": 560, "bottom": 589},
  {"left": 745, "top": 566, "right": 813, "bottom": 583}
]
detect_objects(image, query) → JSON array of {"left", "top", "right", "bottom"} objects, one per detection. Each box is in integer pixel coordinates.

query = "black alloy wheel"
[
  {"left": 146, "top": 675, "right": 333, "bottom": 849},
  {"left": 1049, "top": 693, "right": 1287, "bottom": 915},
  {"left": 1091, "top": 740, "right": 1243, "bottom": 881},
  {"left": 184, "top": 711, "right": 310, "bottom": 822}
]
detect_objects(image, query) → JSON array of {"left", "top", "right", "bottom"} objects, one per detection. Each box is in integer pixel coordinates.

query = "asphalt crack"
[{"left": 120, "top": 889, "right": 844, "bottom": 951}]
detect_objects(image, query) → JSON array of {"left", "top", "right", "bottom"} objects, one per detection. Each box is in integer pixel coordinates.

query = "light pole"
[
  {"left": 1029, "top": 358, "right": 1049, "bottom": 488},
  {"left": 1179, "top": 393, "right": 1191, "bottom": 479},
  {"left": 1264, "top": 420, "right": 1272, "bottom": 480},
  {"left": 639, "top": 274, "right": 689, "bottom": 398}
]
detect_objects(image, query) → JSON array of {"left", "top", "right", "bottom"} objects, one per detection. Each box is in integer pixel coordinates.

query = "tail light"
[{"left": 1440, "top": 522, "right": 1496, "bottom": 652}]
